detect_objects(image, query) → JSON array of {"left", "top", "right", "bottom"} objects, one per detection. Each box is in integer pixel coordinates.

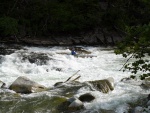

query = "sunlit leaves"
[{"left": 115, "top": 23, "right": 150, "bottom": 79}]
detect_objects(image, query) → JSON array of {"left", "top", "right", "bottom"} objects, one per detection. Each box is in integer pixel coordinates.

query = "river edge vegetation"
[{"left": 0, "top": 0, "right": 150, "bottom": 79}]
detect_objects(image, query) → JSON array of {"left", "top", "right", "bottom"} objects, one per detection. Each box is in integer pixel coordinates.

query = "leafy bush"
[{"left": 115, "top": 24, "right": 150, "bottom": 79}]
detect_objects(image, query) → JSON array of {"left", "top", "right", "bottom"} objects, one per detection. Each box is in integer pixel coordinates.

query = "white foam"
[{"left": 0, "top": 46, "right": 149, "bottom": 113}]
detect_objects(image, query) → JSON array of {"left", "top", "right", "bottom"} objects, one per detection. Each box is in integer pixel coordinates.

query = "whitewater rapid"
[{"left": 0, "top": 45, "right": 149, "bottom": 113}]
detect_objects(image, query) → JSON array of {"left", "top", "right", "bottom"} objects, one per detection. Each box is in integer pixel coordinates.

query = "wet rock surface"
[
  {"left": 9, "top": 76, "right": 47, "bottom": 93},
  {"left": 21, "top": 52, "right": 51, "bottom": 65},
  {"left": 53, "top": 77, "right": 115, "bottom": 97},
  {"left": 86, "top": 77, "right": 114, "bottom": 93},
  {"left": 57, "top": 97, "right": 85, "bottom": 113},
  {"left": 79, "top": 93, "right": 95, "bottom": 102},
  {"left": 0, "top": 44, "right": 23, "bottom": 55}
]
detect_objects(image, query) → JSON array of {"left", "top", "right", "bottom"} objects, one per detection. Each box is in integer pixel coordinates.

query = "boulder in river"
[
  {"left": 21, "top": 52, "right": 50, "bottom": 65},
  {"left": 57, "top": 97, "right": 85, "bottom": 112},
  {"left": 86, "top": 77, "right": 114, "bottom": 93},
  {"left": 9, "top": 76, "right": 47, "bottom": 94},
  {"left": 79, "top": 93, "right": 95, "bottom": 102},
  {"left": 54, "top": 77, "right": 114, "bottom": 94},
  {"left": 68, "top": 99, "right": 84, "bottom": 110}
]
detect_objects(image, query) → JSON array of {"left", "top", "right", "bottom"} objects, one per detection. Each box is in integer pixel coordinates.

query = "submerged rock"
[
  {"left": 132, "top": 106, "right": 144, "bottom": 113},
  {"left": 147, "top": 100, "right": 150, "bottom": 106},
  {"left": 142, "top": 77, "right": 150, "bottom": 88},
  {"left": 0, "top": 44, "right": 22, "bottom": 55},
  {"left": 0, "top": 91, "right": 21, "bottom": 101},
  {"left": 21, "top": 52, "right": 50, "bottom": 65},
  {"left": 121, "top": 77, "right": 133, "bottom": 82},
  {"left": 9, "top": 76, "right": 47, "bottom": 94},
  {"left": 69, "top": 99, "right": 84, "bottom": 110},
  {"left": 54, "top": 82, "right": 64, "bottom": 87},
  {"left": 57, "top": 97, "right": 85, "bottom": 113}
]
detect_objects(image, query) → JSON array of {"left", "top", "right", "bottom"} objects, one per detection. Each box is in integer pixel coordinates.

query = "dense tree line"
[
  {"left": 0, "top": 0, "right": 102, "bottom": 36},
  {"left": 0, "top": 0, "right": 149, "bottom": 37}
]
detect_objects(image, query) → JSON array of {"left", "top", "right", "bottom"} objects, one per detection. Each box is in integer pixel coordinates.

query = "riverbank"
[{"left": 0, "top": 29, "right": 124, "bottom": 46}]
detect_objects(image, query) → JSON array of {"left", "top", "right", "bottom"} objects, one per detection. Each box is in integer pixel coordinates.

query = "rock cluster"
[{"left": 1, "top": 76, "right": 115, "bottom": 112}]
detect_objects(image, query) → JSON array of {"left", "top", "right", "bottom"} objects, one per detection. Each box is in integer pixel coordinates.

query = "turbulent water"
[{"left": 0, "top": 44, "right": 149, "bottom": 113}]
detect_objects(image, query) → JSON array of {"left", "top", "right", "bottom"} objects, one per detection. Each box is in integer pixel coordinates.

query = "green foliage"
[
  {"left": 113, "top": 0, "right": 150, "bottom": 80},
  {"left": 0, "top": 17, "right": 18, "bottom": 36},
  {"left": 115, "top": 24, "right": 150, "bottom": 79}
]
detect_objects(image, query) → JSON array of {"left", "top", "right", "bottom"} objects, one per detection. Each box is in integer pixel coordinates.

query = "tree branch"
[{"left": 119, "top": 53, "right": 134, "bottom": 71}]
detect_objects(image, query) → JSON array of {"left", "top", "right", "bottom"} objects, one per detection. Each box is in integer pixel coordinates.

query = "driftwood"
[
  {"left": 71, "top": 76, "right": 81, "bottom": 82},
  {"left": 54, "top": 70, "right": 80, "bottom": 87},
  {"left": 64, "top": 70, "right": 80, "bottom": 83}
]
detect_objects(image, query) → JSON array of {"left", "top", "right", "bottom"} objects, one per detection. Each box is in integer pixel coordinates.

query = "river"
[{"left": 0, "top": 44, "right": 149, "bottom": 113}]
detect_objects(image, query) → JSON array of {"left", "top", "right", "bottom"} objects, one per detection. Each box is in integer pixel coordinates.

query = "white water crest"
[{"left": 0, "top": 45, "right": 149, "bottom": 113}]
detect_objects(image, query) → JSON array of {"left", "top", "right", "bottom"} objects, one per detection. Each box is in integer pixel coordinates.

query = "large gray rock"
[
  {"left": 86, "top": 77, "right": 114, "bottom": 93},
  {"left": 9, "top": 76, "right": 47, "bottom": 94}
]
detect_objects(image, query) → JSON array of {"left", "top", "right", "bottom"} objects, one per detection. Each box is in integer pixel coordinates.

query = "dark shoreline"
[{"left": 0, "top": 29, "right": 124, "bottom": 47}]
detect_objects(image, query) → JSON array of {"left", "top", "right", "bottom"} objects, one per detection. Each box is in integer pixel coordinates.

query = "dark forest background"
[{"left": 0, "top": 0, "right": 150, "bottom": 37}]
